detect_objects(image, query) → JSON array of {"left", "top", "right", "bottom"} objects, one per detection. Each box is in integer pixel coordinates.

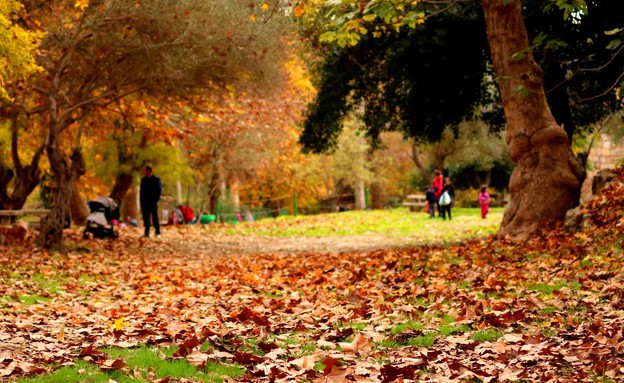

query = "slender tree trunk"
[
  {"left": 230, "top": 177, "right": 240, "bottom": 212},
  {"left": 354, "top": 179, "right": 366, "bottom": 210},
  {"left": 481, "top": 0, "right": 583, "bottom": 239},
  {"left": 208, "top": 169, "right": 222, "bottom": 215},
  {"left": 175, "top": 180, "right": 183, "bottom": 205}
]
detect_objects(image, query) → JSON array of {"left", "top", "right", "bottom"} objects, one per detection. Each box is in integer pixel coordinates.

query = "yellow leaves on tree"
[
  {"left": 74, "top": 0, "right": 89, "bottom": 10},
  {"left": 0, "top": 0, "right": 44, "bottom": 101}
]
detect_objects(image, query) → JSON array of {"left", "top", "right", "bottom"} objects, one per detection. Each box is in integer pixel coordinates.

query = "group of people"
[
  {"left": 425, "top": 169, "right": 491, "bottom": 220},
  {"left": 135, "top": 165, "right": 495, "bottom": 239},
  {"left": 425, "top": 170, "right": 455, "bottom": 220}
]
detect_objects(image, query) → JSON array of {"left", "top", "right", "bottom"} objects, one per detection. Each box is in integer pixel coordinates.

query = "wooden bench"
[
  {"left": 0, "top": 209, "right": 50, "bottom": 228},
  {"left": 402, "top": 194, "right": 427, "bottom": 212}
]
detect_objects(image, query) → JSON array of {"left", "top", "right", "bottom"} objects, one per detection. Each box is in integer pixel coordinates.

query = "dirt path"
[{"left": 110, "top": 226, "right": 426, "bottom": 256}]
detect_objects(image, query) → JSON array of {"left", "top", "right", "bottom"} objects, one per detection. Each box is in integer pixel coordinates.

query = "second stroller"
[{"left": 83, "top": 196, "right": 119, "bottom": 239}]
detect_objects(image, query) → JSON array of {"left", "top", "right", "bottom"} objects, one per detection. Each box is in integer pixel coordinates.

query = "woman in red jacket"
[{"left": 432, "top": 169, "right": 444, "bottom": 217}]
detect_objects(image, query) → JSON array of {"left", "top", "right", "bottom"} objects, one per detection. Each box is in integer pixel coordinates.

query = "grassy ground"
[{"left": 212, "top": 207, "right": 504, "bottom": 242}]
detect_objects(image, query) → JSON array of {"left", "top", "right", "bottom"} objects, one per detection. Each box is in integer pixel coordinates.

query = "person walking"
[
  {"left": 440, "top": 177, "right": 455, "bottom": 220},
  {"left": 140, "top": 166, "right": 162, "bottom": 237},
  {"left": 432, "top": 170, "right": 444, "bottom": 217},
  {"left": 479, "top": 185, "right": 491, "bottom": 219}
]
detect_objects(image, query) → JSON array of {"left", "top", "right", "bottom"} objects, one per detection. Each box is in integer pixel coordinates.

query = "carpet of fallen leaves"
[{"left": 1, "top": 170, "right": 624, "bottom": 382}]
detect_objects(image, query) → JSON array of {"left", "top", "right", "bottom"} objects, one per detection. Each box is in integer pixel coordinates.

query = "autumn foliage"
[{"left": 0, "top": 169, "right": 622, "bottom": 381}]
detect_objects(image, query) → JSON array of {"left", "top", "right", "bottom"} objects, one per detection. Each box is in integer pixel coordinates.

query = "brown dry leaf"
[
  {"left": 338, "top": 333, "right": 371, "bottom": 354},
  {"left": 99, "top": 358, "right": 126, "bottom": 370},
  {"left": 293, "top": 355, "right": 317, "bottom": 371},
  {"left": 2, "top": 169, "right": 624, "bottom": 381}
]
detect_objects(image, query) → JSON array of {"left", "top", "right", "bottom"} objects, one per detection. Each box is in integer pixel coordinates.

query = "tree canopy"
[
  {"left": 300, "top": 3, "right": 491, "bottom": 153},
  {"left": 1, "top": 0, "right": 293, "bottom": 248},
  {"left": 299, "top": 0, "right": 624, "bottom": 154}
]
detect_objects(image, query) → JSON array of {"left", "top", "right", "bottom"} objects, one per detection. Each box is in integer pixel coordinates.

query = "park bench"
[
  {"left": 402, "top": 194, "right": 427, "bottom": 212},
  {"left": 0, "top": 209, "right": 50, "bottom": 229}
]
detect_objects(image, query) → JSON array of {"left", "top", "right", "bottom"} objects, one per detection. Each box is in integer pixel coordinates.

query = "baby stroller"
[{"left": 83, "top": 196, "right": 119, "bottom": 239}]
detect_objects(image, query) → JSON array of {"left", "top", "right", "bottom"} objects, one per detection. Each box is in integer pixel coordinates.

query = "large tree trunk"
[
  {"left": 38, "top": 146, "right": 85, "bottom": 249},
  {"left": 481, "top": 0, "right": 583, "bottom": 239}
]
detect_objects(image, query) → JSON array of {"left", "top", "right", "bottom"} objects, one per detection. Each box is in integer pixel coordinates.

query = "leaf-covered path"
[{"left": 1, "top": 175, "right": 624, "bottom": 382}]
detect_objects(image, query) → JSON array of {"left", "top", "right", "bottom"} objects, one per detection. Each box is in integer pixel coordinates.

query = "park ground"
[{"left": 0, "top": 180, "right": 623, "bottom": 383}]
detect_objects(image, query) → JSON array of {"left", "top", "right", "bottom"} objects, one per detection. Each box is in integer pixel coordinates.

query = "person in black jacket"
[
  {"left": 140, "top": 166, "right": 162, "bottom": 237},
  {"left": 440, "top": 177, "right": 456, "bottom": 220}
]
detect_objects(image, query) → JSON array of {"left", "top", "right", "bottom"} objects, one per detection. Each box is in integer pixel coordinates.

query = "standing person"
[
  {"left": 479, "top": 185, "right": 491, "bottom": 219},
  {"left": 425, "top": 188, "right": 437, "bottom": 218},
  {"left": 440, "top": 177, "right": 455, "bottom": 220},
  {"left": 432, "top": 170, "right": 444, "bottom": 217},
  {"left": 140, "top": 166, "right": 162, "bottom": 237}
]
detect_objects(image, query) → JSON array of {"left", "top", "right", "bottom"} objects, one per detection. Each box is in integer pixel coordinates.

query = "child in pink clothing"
[{"left": 479, "top": 185, "right": 491, "bottom": 219}]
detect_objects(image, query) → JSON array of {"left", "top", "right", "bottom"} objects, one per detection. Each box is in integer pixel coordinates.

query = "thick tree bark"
[
  {"left": 38, "top": 145, "right": 85, "bottom": 249},
  {"left": 481, "top": 0, "right": 583, "bottom": 239},
  {"left": 0, "top": 116, "right": 45, "bottom": 210},
  {"left": 69, "top": 183, "right": 89, "bottom": 226}
]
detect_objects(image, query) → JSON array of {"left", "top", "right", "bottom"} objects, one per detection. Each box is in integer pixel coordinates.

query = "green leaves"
[
  {"left": 545, "top": 0, "right": 588, "bottom": 20},
  {"left": 318, "top": 0, "right": 425, "bottom": 47},
  {"left": 606, "top": 39, "right": 622, "bottom": 50}
]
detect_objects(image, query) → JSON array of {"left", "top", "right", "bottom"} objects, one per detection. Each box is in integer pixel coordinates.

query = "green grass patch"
[
  {"left": 17, "top": 350, "right": 243, "bottom": 383},
  {"left": 439, "top": 324, "right": 470, "bottom": 336},
  {"left": 348, "top": 322, "right": 368, "bottom": 331},
  {"left": 407, "top": 333, "right": 438, "bottom": 348},
  {"left": 390, "top": 321, "right": 424, "bottom": 334},
  {"left": 210, "top": 207, "right": 503, "bottom": 244},
  {"left": 301, "top": 342, "right": 317, "bottom": 354},
  {"left": 378, "top": 338, "right": 402, "bottom": 349},
  {"left": 17, "top": 360, "right": 119, "bottom": 383},
  {"left": 528, "top": 281, "right": 579, "bottom": 295},
  {"left": 18, "top": 294, "right": 51, "bottom": 305},
  {"left": 539, "top": 307, "right": 558, "bottom": 314},
  {"left": 471, "top": 329, "right": 503, "bottom": 342},
  {"left": 33, "top": 274, "right": 66, "bottom": 294}
]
